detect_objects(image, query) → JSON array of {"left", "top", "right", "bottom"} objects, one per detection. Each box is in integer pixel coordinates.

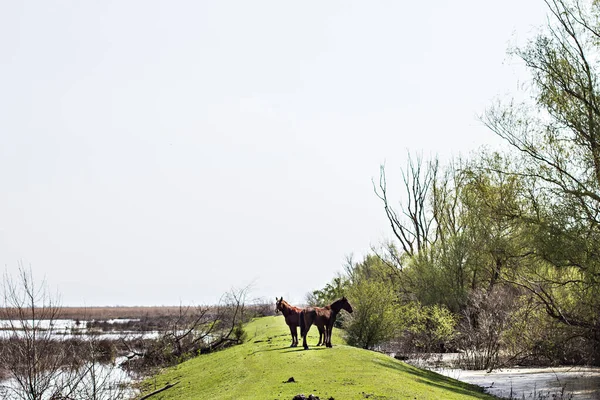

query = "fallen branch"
[{"left": 138, "top": 381, "right": 180, "bottom": 400}]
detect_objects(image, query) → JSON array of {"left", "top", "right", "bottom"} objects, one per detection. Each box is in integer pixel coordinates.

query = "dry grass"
[
  {"left": 0, "top": 304, "right": 275, "bottom": 321},
  {"left": 59, "top": 306, "right": 196, "bottom": 320},
  {"left": 0, "top": 306, "right": 207, "bottom": 321}
]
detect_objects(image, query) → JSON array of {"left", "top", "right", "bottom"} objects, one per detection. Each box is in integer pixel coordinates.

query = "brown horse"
[
  {"left": 275, "top": 297, "right": 305, "bottom": 347},
  {"left": 299, "top": 297, "right": 353, "bottom": 350}
]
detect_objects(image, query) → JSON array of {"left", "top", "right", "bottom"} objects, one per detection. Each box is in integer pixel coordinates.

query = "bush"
[
  {"left": 233, "top": 323, "right": 248, "bottom": 343},
  {"left": 344, "top": 278, "right": 400, "bottom": 349},
  {"left": 456, "top": 286, "right": 518, "bottom": 371},
  {"left": 390, "top": 302, "right": 457, "bottom": 356}
]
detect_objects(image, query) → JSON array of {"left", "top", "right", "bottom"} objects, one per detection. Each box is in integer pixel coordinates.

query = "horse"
[
  {"left": 275, "top": 297, "right": 305, "bottom": 347},
  {"left": 299, "top": 297, "right": 353, "bottom": 350}
]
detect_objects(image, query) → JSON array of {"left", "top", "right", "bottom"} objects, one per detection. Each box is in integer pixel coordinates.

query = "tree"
[
  {"left": 373, "top": 155, "right": 439, "bottom": 271},
  {"left": 122, "top": 287, "right": 250, "bottom": 372},
  {"left": 63, "top": 334, "right": 129, "bottom": 400},
  {"left": 0, "top": 266, "right": 74, "bottom": 400},
  {"left": 306, "top": 273, "right": 348, "bottom": 307},
  {"left": 460, "top": 157, "right": 528, "bottom": 292},
  {"left": 483, "top": 0, "right": 600, "bottom": 363}
]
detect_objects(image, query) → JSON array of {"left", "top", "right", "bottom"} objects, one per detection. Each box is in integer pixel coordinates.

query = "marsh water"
[
  {"left": 0, "top": 318, "right": 160, "bottom": 340},
  {"left": 404, "top": 354, "right": 600, "bottom": 399},
  {"left": 0, "top": 357, "right": 137, "bottom": 400},
  {"left": 436, "top": 366, "right": 600, "bottom": 399},
  {"left": 0, "top": 318, "right": 143, "bottom": 399}
]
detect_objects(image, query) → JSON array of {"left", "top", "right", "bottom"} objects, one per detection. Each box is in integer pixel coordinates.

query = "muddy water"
[{"left": 436, "top": 367, "right": 600, "bottom": 399}]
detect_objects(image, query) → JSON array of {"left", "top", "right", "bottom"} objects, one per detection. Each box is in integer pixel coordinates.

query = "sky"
[{"left": 0, "top": 1, "right": 550, "bottom": 306}]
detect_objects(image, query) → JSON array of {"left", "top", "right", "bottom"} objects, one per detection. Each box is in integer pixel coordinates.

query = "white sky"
[{"left": 0, "top": 1, "right": 549, "bottom": 306}]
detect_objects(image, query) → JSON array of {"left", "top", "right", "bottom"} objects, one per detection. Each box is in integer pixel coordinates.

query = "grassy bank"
[{"left": 138, "top": 316, "right": 495, "bottom": 400}]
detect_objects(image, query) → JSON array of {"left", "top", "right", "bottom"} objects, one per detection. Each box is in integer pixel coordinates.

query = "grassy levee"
[{"left": 138, "top": 316, "right": 495, "bottom": 400}]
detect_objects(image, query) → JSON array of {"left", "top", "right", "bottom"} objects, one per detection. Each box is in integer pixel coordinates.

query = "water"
[
  {"left": 0, "top": 318, "right": 139, "bottom": 330},
  {"left": 401, "top": 354, "right": 600, "bottom": 399},
  {"left": 0, "top": 319, "right": 144, "bottom": 399},
  {"left": 0, "top": 318, "right": 160, "bottom": 340},
  {"left": 437, "top": 367, "right": 600, "bottom": 399},
  {"left": 0, "top": 357, "right": 139, "bottom": 400}
]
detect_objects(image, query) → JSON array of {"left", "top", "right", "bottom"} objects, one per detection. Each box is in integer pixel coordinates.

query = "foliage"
[
  {"left": 305, "top": 274, "right": 348, "bottom": 307},
  {"left": 232, "top": 322, "right": 248, "bottom": 343},
  {"left": 392, "top": 301, "right": 458, "bottom": 355},
  {"left": 344, "top": 278, "right": 400, "bottom": 349},
  {"left": 331, "top": 0, "right": 600, "bottom": 369},
  {"left": 481, "top": 0, "right": 600, "bottom": 364}
]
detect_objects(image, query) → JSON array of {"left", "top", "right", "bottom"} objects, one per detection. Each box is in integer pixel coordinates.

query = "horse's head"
[
  {"left": 275, "top": 297, "right": 283, "bottom": 313},
  {"left": 341, "top": 297, "right": 353, "bottom": 314}
]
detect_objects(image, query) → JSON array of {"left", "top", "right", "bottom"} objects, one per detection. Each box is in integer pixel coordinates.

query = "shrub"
[
  {"left": 233, "top": 323, "right": 248, "bottom": 343},
  {"left": 344, "top": 278, "right": 400, "bottom": 349}
]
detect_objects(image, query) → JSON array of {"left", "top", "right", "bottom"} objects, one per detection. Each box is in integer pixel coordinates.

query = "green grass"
[{"left": 138, "top": 316, "right": 496, "bottom": 400}]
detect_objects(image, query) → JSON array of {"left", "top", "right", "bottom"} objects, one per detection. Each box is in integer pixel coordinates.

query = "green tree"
[
  {"left": 484, "top": 0, "right": 600, "bottom": 362},
  {"left": 305, "top": 274, "right": 348, "bottom": 307}
]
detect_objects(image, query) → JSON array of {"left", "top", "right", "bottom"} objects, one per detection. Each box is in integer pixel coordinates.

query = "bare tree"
[
  {"left": 373, "top": 155, "right": 439, "bottom": 265},
  {"left": 122, "top": 286, "right": 250, "bottom": 373},
  {"left": 62, "top": 311, "right": 131, "bottom": 400},
  {"left": 0, "top": 266, "right": 74, "bottom": 400}
]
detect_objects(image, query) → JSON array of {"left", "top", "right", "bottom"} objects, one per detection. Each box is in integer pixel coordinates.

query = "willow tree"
[{"left": 484, "top": 0, "right": 600, "bottom": 362}]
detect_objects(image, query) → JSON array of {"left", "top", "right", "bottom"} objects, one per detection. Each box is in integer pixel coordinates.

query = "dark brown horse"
[
  {"left": 299, "top": 297, "right": 353, "bottom": 350},
  {"left": 275, "top": 297, "right": 304, "bottom": 347}
]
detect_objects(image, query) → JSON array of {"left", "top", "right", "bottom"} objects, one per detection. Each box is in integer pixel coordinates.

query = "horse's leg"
[
  {"left": 302, "top": 317, "right": 313, "bottom": 350},
  {"left": 316, "top": 325, "right": 324, "bottom": 346},
  {"left": 292, "top": 325, "right": 298, "bottom": 347},
  {"left": 289, "top": 325, "right": 297, "bottom": 347},
  {"left": 326, "top": 321, "right": 333, "bottom": 348},
  {"left": 299, "top": 311, "right": 307, "bottom": 349}
]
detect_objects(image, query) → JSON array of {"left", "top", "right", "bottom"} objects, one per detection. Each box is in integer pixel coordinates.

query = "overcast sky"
[{"left": 0, "top": 1, "right": 549, "bottom": 306}]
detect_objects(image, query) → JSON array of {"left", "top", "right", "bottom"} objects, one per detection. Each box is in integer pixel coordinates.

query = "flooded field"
[
  {"left": 438, "top": 367, "right": 600, "bottom": 399},
  {"left": 0, "top": 318, "right": 161, "bottom": 340},
  {"left": 403, "top": 354, "right": 600, "bottom": 399},
  {"left": 0, "top": 356, "right": 137, "bottom": 400},
  {"left": 0, "top": 303, "right": 256, "bottom": 400},
  {"left": 0, "top": 318, "right": 147, "bottom": 399}
]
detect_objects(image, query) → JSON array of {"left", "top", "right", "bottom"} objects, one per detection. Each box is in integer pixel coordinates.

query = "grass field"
[{"left": 137, "top": 316, "right": 496, "bottom": 400}]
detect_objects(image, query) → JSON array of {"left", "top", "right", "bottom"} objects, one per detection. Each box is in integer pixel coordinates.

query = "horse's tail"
[{"left": 299, "top": 310, "right": 305, "bottom": 337}]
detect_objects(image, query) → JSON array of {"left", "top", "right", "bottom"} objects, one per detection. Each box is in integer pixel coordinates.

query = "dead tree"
[
  {"left": 0, "top": 266, "right": 75, "bottom": 400},
  {"left": 373, "top": 154, "right": 439, "bottom": 270}
]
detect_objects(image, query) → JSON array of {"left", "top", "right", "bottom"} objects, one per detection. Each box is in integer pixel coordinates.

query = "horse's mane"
[
  {"left": 278, "top": 298, "right": 301, "bottom": 314},
  {"left": 278, "top": 299, "right": 290, "bottom": 308}
]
